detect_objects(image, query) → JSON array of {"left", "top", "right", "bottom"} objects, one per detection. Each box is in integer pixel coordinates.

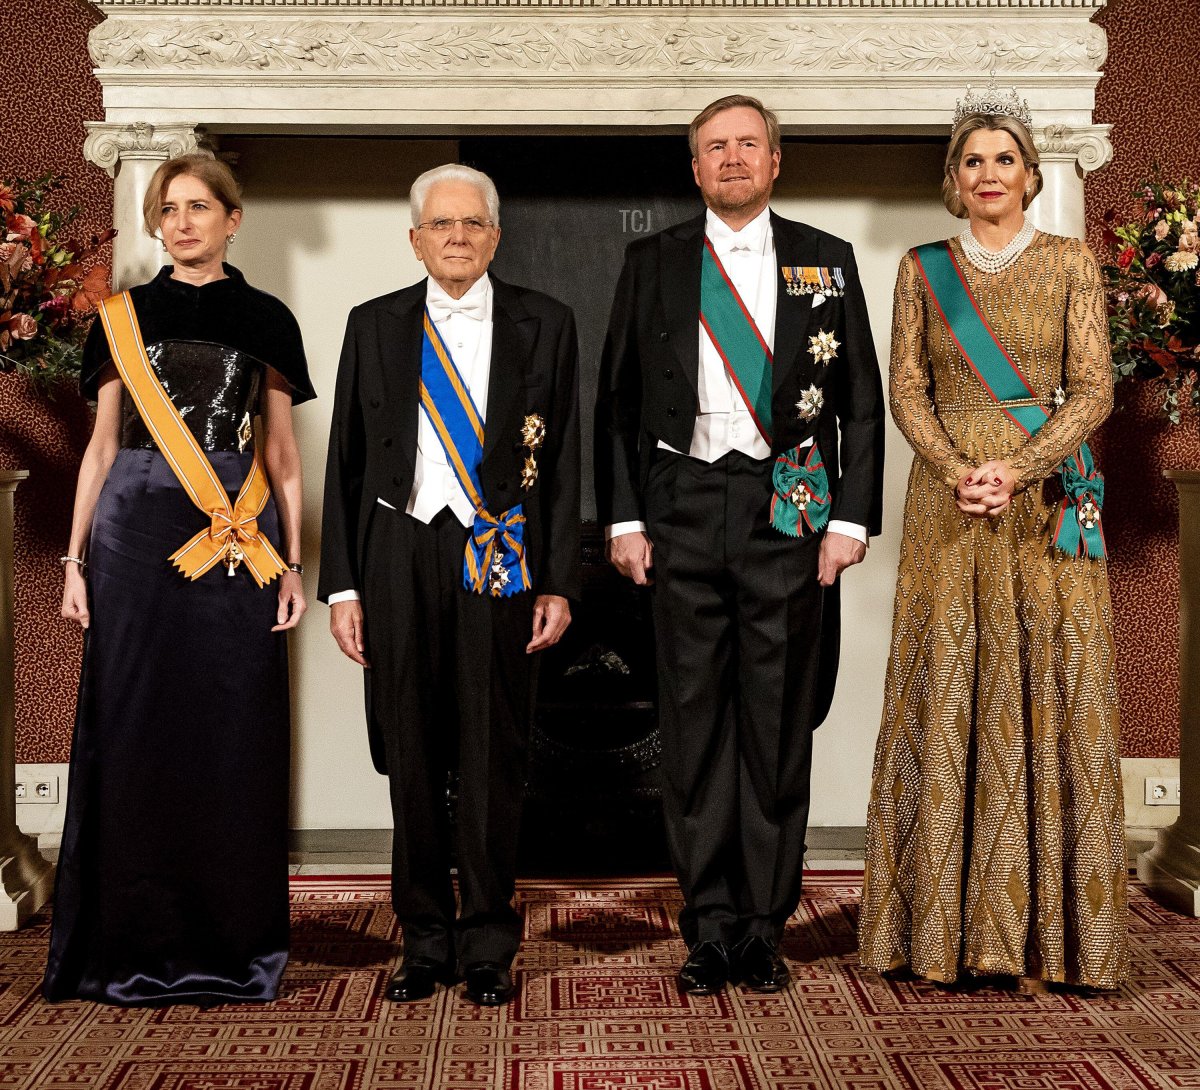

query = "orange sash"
[{"left": 97, "top": 291, "right": 287, "bottom": 587}]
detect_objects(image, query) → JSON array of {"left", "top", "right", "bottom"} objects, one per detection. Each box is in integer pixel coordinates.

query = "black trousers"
[
  {"left": 362, "top": 506, "right": 535, "bottom": 969},
  {"left": 645, "top": 450, "right": 825, "bottom": 948}
]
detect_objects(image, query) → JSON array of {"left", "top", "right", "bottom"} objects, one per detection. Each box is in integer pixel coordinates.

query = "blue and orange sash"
[
  {"left": 700, "top": 239, "right": 773, "bottom": 443},
  {"left": 418, "top": 310, "right": 531, "bottom": 597},
  {"left": 912, "top": 241, "right": 1106, "bottom": 559}
]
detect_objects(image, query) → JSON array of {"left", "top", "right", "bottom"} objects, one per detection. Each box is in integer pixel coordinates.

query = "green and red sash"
[
  {"left": 700, "top": 238, "right": 773, "bottom": 443},
  {"left": 418, "top": 310, "right": 531, "bottom": 597},
  {"left": 912, "top": 241, "right": 1106, "bottom": 560}
]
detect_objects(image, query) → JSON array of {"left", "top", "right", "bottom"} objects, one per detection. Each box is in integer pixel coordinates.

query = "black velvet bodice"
[{"left": 120, "top": 341, "right": 263, "bottom": 452}]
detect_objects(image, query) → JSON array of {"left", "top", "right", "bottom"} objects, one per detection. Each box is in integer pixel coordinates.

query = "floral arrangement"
[
  {"left": 0, "top": 173, "right": 115, "bottom": 392},
  {"left": 1102, "top": 175, "right": 1200, "bottom": 423}
]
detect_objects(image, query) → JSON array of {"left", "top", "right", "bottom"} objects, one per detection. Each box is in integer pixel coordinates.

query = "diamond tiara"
[{"left": 952, "top": 81, "right": 1033, "bottom": 133}]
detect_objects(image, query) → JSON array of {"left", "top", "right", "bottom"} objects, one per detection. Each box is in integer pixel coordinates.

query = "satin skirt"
[{"left": 43, "top": 449, "right": 291, "bottom": 1006}]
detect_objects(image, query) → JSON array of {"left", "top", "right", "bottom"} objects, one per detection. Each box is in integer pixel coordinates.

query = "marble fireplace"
[{"left": 74, "top": 0, "right": 1115, "bottom": 838}]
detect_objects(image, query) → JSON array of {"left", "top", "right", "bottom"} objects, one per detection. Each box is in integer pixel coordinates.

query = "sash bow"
[
  {"left": 468, "top": 507, "right": 531, "bottom": 598},
  {"left": 1052, "top": 448, "right": 1106, "bottom": 558},
  {"left": 770, "top": 444, "right": 831, "bottom": 538}
]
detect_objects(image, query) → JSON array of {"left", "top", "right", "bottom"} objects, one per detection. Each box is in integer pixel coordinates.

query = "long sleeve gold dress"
[{"left": 858, "top": 232, "right": 1128, "bottom": 989}]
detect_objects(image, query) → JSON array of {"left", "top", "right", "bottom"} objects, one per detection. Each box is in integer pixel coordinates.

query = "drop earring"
[{"left": 227, "top": 233, "right": 237, "bottom": 245}]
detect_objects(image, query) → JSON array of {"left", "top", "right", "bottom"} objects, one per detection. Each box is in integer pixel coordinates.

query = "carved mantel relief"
[
  {"left": 87, "top": 16, "right": 1107, "bottom": 78},
  {"left": 83, "top": 0, "right": 1111, "bottom": 270}
]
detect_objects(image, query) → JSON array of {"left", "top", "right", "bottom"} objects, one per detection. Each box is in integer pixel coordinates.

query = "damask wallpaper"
[
  {"left": 1, "top": 0, "right": 1195, "bottom": 765},
  {"left": 1089, "top": 0, "right": 1200, "bottom": 759},
  {"left": 1, "top": 0, "right": 108, "bottom": 765}
]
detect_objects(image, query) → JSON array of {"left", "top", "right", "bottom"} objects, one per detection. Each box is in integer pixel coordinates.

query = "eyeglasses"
[{"left": 417, "top": 217, "right": 495, "bottom": 235}]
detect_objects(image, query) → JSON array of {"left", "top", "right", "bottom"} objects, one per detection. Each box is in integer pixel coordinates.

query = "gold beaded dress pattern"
[{"left": 858, "top": 233, "right": 1128, "bottom": 988}]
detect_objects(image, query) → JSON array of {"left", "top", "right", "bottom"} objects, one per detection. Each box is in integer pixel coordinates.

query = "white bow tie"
[{"left": 428, "top": 297, "right": 486, "bottom": 323}]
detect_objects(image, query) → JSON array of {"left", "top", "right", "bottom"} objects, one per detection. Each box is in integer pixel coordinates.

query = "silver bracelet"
[
  {"left": 59, "top": 555, "right": 87, "bottom": 573},
  {"left": 287, "top": 563, "right": 304, "bottom": 576}
]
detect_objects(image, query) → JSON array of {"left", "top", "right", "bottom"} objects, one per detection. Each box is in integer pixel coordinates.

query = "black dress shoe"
[
  {"left": 735, "top": 936, "right": 790, "bottom": 992},
  {"left": 678, "top": 941, "right": 731, "bottom": 996},
  {"left": 385, "top": 958, "right": 453, "bottom": 1002},
  {"left": 464, "top": 962, "right": 515, "bottom": 1007}
]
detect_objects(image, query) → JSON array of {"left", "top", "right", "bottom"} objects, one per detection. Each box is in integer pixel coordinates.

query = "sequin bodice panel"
[{"left": 120, "top": 340, "right": 262, "bottom": 452}]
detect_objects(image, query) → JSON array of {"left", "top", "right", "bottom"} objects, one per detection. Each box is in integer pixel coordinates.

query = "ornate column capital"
[
  {"left": 1035, "top": 124, "right": 1114, "bottom": 177},
  {"left": 83, "top": 122, "right": 203, "bottom": 178}
]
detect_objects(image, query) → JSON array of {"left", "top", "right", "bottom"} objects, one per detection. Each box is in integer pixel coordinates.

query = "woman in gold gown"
[{"left": 858, "top": 92, "right": 1128, "bottom": 989}]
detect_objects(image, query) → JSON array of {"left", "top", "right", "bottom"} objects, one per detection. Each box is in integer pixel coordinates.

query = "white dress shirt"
[
  {"left": 327, "top": 274, "right": 494, "bottom": 605},
  {"left": 663, "top": 206, "right": 776, "bottom": 464},
  {"left": 608, "top": 209, "right": 866, "bottom": 546}
]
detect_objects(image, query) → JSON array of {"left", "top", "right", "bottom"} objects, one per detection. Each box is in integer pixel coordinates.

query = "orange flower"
[
  {"left": 5, "top": 213, "right": 36, "bottom": 242},
  {"left": 70, "top": 265, "right": 110, "bottom": 313}
]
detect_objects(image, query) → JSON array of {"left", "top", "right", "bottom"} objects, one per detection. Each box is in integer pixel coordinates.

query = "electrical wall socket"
[
  {"left": 1145, "top": 776, "right": 1181, "bottom": 806},
  {"left": 13, "top": 776, "right": 59, "bottom": 804}
]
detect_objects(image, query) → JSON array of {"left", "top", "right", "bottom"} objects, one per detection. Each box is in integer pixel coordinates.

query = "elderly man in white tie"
[
  {"left": 595, "top": 96, "right": 884, "bottom": 996},
  {"left": 320, "top": 163, "right": 581, "bottom": 1008}
]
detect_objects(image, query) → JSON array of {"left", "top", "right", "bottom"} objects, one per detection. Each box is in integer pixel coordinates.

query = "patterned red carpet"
[{"left": 2, "top": 873, "right": 1199, "bottom": 1089}]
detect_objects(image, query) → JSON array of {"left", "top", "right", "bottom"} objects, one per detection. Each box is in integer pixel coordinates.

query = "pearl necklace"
[{"left": 957, "top": 220, "right": 1036, "bottom": 274}]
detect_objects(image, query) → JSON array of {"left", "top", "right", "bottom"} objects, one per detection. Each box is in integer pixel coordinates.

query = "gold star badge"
[
  {"left": 521, "top": 455, "right": 538, "bottom": 492},
  {"left": 521, "top": 413, "right": 546, "bottom": 450},
  {"left": 808, "top": 330, "right": 840, "bottom": 364}
]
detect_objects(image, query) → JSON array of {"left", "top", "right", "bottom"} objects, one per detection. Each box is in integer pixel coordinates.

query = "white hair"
[{"left": 410, "top": 164, "right": 500, "bottom": 228}]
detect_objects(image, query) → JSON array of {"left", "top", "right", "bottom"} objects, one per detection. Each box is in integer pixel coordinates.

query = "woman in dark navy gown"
[{"left": 44, "top": 153, "right": 315, "bottom": 1006}]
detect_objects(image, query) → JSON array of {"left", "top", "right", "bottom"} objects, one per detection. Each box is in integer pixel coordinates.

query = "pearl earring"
[{"left": 226, "top": 233, "right": 237, "bottom": 245}]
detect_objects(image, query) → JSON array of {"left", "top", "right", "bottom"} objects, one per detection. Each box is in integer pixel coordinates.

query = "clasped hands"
[{"left": 955, "top": 459, "right": 1016, "bottom": 519}]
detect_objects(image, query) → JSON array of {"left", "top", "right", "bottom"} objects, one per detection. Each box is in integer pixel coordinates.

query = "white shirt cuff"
[
  {"left": 826, "top": 520, "right": 869, "bottom": 546},
  {"left": 606, "top": 521, "right": 647, "bottom": 541},
  {"left": 327, "top": 589, "right": 361, "bottom": 604}
]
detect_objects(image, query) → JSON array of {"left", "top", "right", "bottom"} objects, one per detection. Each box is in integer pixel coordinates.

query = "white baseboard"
[{"left": 16, "top": 759, "right": 1178, "bottom": 844}]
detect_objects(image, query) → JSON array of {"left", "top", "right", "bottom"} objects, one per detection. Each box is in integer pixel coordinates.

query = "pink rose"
[
  {"left": 1147, "top": 251, "right": 1162, "bottom": 269},
  {"left": 0, "top": 241, "right": 31, "bottom": 274},
  {"left": 8, "top": 313, "right": 37, "bottom": 340},
  {"left": 1154, "top": 219, "right": 1171, "bottom": 241},
  {"left": 1136, "top": 281, "right": 1169, "bottom": 310},
  {"left": 1180, "top": 225, "right": 1199, "bottom": 253}
]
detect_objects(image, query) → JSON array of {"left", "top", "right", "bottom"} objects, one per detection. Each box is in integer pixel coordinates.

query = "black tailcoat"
[{"left": 318, "top": 274, "right": 581, "bottom": 968}]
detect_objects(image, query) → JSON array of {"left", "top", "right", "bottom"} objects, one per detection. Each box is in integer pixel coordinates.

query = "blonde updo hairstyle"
[
  {"left": 942, "top": 113, "right": 1043, "bottom": 219},
  {"left": 142, "top": 152, "right": 243, "bottom": 240}
]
